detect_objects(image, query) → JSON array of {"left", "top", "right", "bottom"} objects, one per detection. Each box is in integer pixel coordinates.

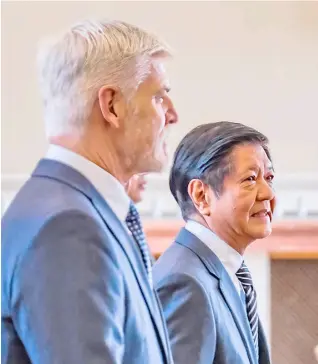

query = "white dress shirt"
[
  {"left": 46, "top": 144, "right": 130, "bottom": 224},
  {"left": 185, "top": 220, "right": 243, "bottom": 293}
]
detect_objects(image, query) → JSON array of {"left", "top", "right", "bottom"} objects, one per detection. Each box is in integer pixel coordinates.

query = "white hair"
[{"left": 36, "top": 19, "right": 172, "bottom": 137}]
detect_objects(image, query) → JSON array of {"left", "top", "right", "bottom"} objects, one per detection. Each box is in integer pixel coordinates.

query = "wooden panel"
[
  {"left": 143, "top": 220, "right": 318, "bottom": 259},
  {"left": 271, "top": 260, "right": 318, "bottom": 364}
]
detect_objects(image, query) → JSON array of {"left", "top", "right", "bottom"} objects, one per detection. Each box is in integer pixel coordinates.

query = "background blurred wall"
[
  {"left": 2, "top": 1, "right": 318, "bottom": 176},
  {"left": 2, "top": 2, "right": 318, "bottom": 362}
]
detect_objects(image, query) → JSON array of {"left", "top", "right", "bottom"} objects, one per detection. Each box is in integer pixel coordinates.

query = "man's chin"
[
  {"left": 152, "top": 152, "right": 168, "bottom": 172},
  {"left": 151, "top": 160, "right": 165, "bottom": 173},
  {"left": 137, "top": 149, "right": 168, "bottom": 174},
  {"left": 251, "top": 227, "right": 272, "bottom": 240},
  {"left": 137, "top": 158, "right": 165, "bottom": 175}
]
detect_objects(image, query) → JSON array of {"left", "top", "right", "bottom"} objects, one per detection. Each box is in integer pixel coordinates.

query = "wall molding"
[{"left": 2, "top": 173, "right": 318, "bottom": 219}]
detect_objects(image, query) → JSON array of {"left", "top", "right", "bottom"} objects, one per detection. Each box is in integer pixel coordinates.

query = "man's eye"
[
  {"left": 267, "top": 175, "right": 275, "bottom": 182},
  {"left": 246, "top": 176, "right": 256, "bottom": 182}
]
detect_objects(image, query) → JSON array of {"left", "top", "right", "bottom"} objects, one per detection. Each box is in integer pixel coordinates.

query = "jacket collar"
[
  {"left": 175, "top": 228, "right": 259, "bottom": 364},
  {"left": 32, "top": 159, "right": 171, "bottom": 362}
]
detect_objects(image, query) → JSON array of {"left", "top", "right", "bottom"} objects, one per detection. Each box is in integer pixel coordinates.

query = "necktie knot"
[
  {"left": 236, "top": 261, "right": 253, "bottom": 287},
  {"left": 126, "top": 202, "right": 139, "bottom": 224}
]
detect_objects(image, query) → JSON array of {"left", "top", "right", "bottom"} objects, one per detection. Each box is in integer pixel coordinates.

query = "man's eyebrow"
[{"left": 243, "top": 163, "right": 274, "bottom": 172}]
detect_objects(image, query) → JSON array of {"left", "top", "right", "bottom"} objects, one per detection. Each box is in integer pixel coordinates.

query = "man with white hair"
[{"left": 1, "top": 19, "right": 178, "bottom": 364}]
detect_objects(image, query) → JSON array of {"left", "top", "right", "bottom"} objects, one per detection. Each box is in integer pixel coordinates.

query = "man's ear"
[
  {"left": 188, "top": 179, "right": 211, "bottom": 216},
  {"left": 98, "top": 86, "right": 122, "bottom": 128}
]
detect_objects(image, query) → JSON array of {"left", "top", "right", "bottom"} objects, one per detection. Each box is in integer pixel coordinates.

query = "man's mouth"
[{"left": 251, "top": 209, "right": 272, "bottom": 221}]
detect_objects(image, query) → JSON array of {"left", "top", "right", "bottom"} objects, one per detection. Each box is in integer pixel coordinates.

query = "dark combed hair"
[{"left": 169, "top": 121, "right": 271, "bottom": 220}]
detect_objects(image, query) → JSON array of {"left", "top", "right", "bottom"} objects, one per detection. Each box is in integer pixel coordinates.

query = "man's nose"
[
  {"left": 165, "top": 97, "right": 178, "bottom": 125},
  {"left": 258, "top": 179, "right": 275, "bottom": 201}
]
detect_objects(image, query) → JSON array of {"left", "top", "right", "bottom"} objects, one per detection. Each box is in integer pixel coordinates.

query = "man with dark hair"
[{"left": 153, "top": 121, "right": 276, "bottom": 364}]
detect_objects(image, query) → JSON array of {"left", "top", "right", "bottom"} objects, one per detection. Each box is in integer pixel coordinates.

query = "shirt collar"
[
  {"left": 185, "top": 220, "right": 243, "bottom": 275},
  {"left": 46, "top": 144, "right": 130, "bottom": 223}
]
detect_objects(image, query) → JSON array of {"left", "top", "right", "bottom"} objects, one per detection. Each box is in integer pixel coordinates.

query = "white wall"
[{"left": 2, "top": 1, "right": 318, "bottom": 176}]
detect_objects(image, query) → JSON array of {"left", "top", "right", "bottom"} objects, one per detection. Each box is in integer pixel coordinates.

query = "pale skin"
[
  {"left": 49, "top": 58, "right": 178, "bottom": 184},
  {"left": 188, "top": 143, "right": 276, "bottom": 255},
  {"left": 126, "top": 174, "right": 147, "bottom": 204},
  {"left": 314, "top": 345, "right": 318, "bottom": 362}
]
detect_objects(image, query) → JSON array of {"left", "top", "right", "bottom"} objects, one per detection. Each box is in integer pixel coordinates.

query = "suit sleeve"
[
  {"left": 155, "top": 273, "right": 216, "bottom": 364},
  {"left": 10, "top": 210, "right": 125, "bottom": 364}
]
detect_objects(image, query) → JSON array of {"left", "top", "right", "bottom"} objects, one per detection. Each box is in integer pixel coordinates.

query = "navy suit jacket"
[
  {"left": 2, "top": 159, "right": 172, "bottom": 364},
  {"left": 153, "top": 228, "right": 271, "bottom": 364}
]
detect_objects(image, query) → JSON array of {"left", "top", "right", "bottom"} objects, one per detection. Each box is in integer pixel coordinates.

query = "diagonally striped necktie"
[{"left": 236, "top": 261, "right": 259, "bottom": 358}]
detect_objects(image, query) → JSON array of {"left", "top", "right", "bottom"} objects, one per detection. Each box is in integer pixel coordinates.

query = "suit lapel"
[
  {"left": 153, "top": 288, "right": 175, "bottom": 363},
  {"left": 176, "top": 228, "right": 257, "bottom": 364},
  {"left": 218, "top": 273, "right": 257, "bottom": 364},
  {"left": 258, "top": 320, "right": 271, "bottom": 364},
  {"left": 32, "top": 159, "right": 170, "bottom": 362},
  {"left": 92, "top": 197, "right": 171, "bottom": 361}
]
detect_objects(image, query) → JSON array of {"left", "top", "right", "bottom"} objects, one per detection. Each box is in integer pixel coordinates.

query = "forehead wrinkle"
[{"left": 229, "top": 145, "right": 273, "bottom": 176}]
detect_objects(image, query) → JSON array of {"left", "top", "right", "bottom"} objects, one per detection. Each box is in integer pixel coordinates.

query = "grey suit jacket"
[
  {"left": 1, "top": 159, "right": 172, "bottom": 364},
  {"left": 153, "top": 228, "right": 271, "bottom": 364}
]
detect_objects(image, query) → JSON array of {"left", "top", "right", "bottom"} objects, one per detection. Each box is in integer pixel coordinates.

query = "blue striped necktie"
[
  {"left": 125, "top": 202, "right": 153, "bottom": 287},
  {"left": 236, "top": 261, "right": 259, "bottom": 358}
]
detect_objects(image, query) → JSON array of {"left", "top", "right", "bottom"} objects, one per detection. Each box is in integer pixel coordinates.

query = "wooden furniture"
[{"left": 143, "top": 220, "right": 318, "bottom": 260}]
